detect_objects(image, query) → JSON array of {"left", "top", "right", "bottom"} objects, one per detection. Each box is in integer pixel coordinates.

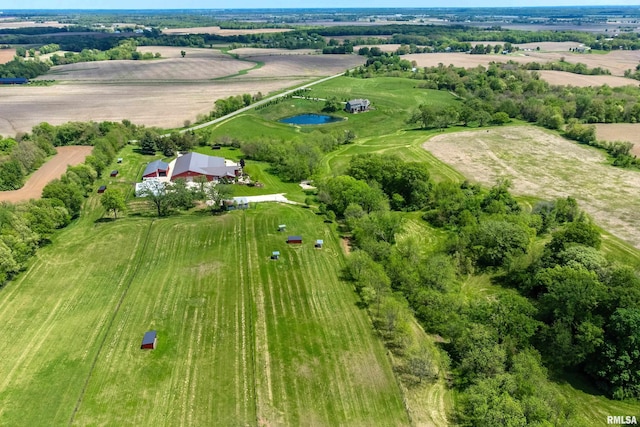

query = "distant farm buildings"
[
  {"left": 97, "top": 185, "right": 107, "bottom": 194},
  {"left": 171, "top": 152, "right": 239, "bottom": 182},
  {"left": 345, "top": 99, "right": 370, "bottom": 114},
  {"left": 0, "top": 77, "right": 28, "bottom": 85}
]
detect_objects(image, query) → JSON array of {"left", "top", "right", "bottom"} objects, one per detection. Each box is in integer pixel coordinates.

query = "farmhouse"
[
  {"left": 0, "top": 77, "right": 28, "bottom": 85},
  {"left": 171, "top": 152, "right": 240, "bottom": 182},
  {"left": 315, "top": 239, "right": 324, "bottom": 248},
  {"left": 271, "top": 251, "right": 280, "bottom": 260},
  {"left": 345, "top": 99, "right": 370, "bottom": 113},
  {"left": 140, "top": 330, "right": 157, "bottom": 350},
  {"left": 142, "top": 160, "right": 170, "bottom": 179},
  {"left": 287, "top": 235, "right": 302, "bottom": 244}
]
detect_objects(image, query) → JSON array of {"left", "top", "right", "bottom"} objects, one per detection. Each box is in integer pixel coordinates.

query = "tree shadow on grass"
[{"left": 94, "top": 217, "right": 115, "bottom": 224}]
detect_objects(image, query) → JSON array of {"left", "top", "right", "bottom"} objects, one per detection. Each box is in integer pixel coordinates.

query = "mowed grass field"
[{"left": 0, "top": 204, "right": 407, "bottom": 426}]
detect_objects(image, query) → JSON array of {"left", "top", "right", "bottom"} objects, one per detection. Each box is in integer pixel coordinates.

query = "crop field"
[
  {"left": 0, "top": 47, "right": 366, "bottom": 137},
  {"left": 423, "top": 125, "right": 640, "bottom": 249},
  {"left": 0, "top": 203, "right": 407, "bottom": 426},
  {"left": 405, "top": 49, "right": 640, "bottom": 78},
  {"left": 537, "top": 70, "right": 637, "bottom": 87},
  {"left": 41, "top": 48, "right": 247, "bottom": 82},
  {"left": 230, "top": 48, "right": 365, "bottom": 78},
  {"left": 0, "top": 48, "right": 15, "bottom": 64},
  {"left": 0, "top": 145, "right": 93, "bottom": 203},
  {"left": 595, "top": 123, "right": 640, "bottom": 156},
  {"left": 161, "top": 26, "right": 293, "bottom": 36}
]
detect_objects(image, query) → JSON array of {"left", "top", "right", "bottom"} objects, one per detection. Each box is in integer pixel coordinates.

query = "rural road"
[{"left": 178, "top": 72, "right": 346, "bottom": 134}]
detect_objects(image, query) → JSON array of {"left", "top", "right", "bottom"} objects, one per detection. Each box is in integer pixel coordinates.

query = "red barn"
[
  {"left": 287, "top": 235, "right": 302, "bottom": 244},
  {"left": 141, "top": 330, "right": 157, "bottom": 350},
  {"left": 97, "top": 185, "right": 107, "bottom": 193},
  {"left": 110, "top": 170, "right": 119, "bottom": 177}
]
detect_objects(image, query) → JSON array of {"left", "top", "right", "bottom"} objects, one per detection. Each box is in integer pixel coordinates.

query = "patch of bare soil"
[
  {"left": 405, "top": 49, "right": 640, "bottom": 77},
  {"left": 0, "top": 79, "right": 304, "bottom": 136},
  {"left": 0, "top": 21, "right": 66, "bottom": 30},
  {"left": 340, "top": 237, "right": 352, "bottom": 255},
  {"left": 161, "top": 26, "right": 292, "bottom": 36},
  {"left": 537, "top": 70, "right": 637, "bottom": 87},
  {"left": 423, "top": 126, "right": 640, "bottom": 249},
  {"left": 0, "top": 146, "right": 93, "bottom": 203},
  {"left": 595, "top": 123, "right": 640, "bottom": 157},
  {"left": 0, "top": 48, "right": 15, "bottom": 64}
]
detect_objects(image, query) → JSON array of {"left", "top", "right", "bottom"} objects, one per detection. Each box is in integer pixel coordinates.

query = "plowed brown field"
[{"left": 0, "top": 145, "right": 92, "bottom": 203}]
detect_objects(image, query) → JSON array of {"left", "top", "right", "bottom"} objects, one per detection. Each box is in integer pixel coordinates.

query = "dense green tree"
[{"left": 100, "top": 189, "right": 126, "bottom": 219}]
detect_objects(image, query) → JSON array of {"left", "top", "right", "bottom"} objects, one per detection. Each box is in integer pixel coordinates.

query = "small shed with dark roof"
[
  {"left": 141, "top": 330, "right": 157, "bottom": 350},
  {"left": 110, "top": 170, "right": 118, "bottom": 177},
  {"left": 287, "top": 235, "right": 302, "bottom": 244},
  {"left": 97, "top": 185, "right": 107, "bottom": 193}
]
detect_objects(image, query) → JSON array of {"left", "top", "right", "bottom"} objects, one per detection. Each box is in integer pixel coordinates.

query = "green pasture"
[{"left": 0, "top": 203, "right": 407, "bottom": 426}]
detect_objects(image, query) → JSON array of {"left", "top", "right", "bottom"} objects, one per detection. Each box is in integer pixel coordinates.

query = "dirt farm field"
[
  {"left": 0, "top": 48, "right": 15, "bottom": 64},
  {"left": 0, "top": 146, "right": 93, "bottom": 203},
  {"left": 537, "top": 70, "right": 638, "bottom": 87},
  {"left": 0, "top": 47, "right": 363, "bottom": 136},
  {"left": 423, "top": 126, "right": 640, "bottom": 249},
  {"left": 161, "top": 26, "right": 292, "bottom": 36},
  {"left": 595, "top": 123, "right": 640, "bottom": 157},
  {"left": 405, "top": 49, "right": 640, "bottom": 78}
]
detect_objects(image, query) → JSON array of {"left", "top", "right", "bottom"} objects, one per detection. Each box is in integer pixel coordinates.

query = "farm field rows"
[
  {"left": 0, "top": 47, "right": 364, "bottom": 136},
  {"left": 0, "top": 203, "right": 407, "bottom": 426},
  {"left": 423, "top": 125, "right": 640, "bottom": 249}
]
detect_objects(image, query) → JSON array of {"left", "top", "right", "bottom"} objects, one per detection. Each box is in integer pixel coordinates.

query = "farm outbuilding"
[
  {"left": 287, "top": 235, "right": 302, "bottom": 244},
  {"left": 278, "top": 224, "right": 286, "bottom": 232},
  {"left": 142, "top": 160, "right": 170, "bottom": 179},
  {"left": 271, "top": 251, "right": 280, "bottom": 260},
  {"left": 345, "top": 99, "right": 370, "bottom": 113},
  {"left": 141, "top": 330, "right": 157, "bottom": 350},
  {"left": 315, "top": 239, "right": 324, "bottom": 248},
  {"left": 97, "top": 185, "right": 107, "bottom": 193},
  {"left": 0, "top": 77, "right": 28, "bottom": 85},
  {"left": 110, "top": 170, "right": 118, "bottom": 177}
]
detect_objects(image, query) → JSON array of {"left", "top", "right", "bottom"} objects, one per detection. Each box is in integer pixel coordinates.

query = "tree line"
[
  {"left": 0, "top": 121, "right": 133, "bottom": 287},
  {"left": 323, "top": 153, "right": 640, "bottom": 425}
]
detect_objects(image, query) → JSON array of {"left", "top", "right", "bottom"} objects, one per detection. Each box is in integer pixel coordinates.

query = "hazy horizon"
[{"left": 4, "top": 1, "right": 640, "bottom": 11}]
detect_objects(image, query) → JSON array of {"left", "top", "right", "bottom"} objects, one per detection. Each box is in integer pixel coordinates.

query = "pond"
[{"left": 279, "top": 114, "right": 344, "bottom": 125}]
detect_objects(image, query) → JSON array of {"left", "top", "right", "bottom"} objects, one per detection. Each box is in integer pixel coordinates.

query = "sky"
[{"left": 5, "top": 0, "right": 640, "bottom": 10}]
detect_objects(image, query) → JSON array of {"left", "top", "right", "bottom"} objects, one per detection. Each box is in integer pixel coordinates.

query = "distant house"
[
  {"left": 141, "top": 330, "right": 157, "bottom": 350},
  {"left": 278, "top": 224, "right": 286, "bottom": 232},
  {"left": 271, "top": 251, "right": 280, "bottom": 260},
  {"left": 110, "top": 170, "right": 119, "bottom": 177},
  {"left": 0, "top": 77, "right": 28, "bottom": 85},
  {"left": 142, "top": 160, "right": 170, "bottom": 179},
  {"left": 315, "top": 239, "right": 324, "bottom": 248},
  {"left": 171, "top": 152, "right": 240, "bottom": 182},
  {"left": 345, "top": 99, "right": 370, "bottom": 114},
  {"left": 287, "top": 235, "right": 302, "bottom": 244},
  {"left": 97, "top": 185, "right": 107, "bottom": 193}
]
